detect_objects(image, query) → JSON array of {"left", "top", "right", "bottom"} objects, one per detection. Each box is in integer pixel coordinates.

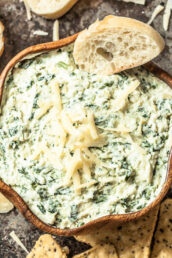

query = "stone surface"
[{"left": 0, "top": 0, "right": 171, "bottom": 257}]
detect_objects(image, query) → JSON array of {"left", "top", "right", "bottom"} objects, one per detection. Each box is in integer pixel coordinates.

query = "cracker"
[
  {"left": 75, "top": 207, "right": 159, "bottom": 258},
  {"left": 151, "top": 199, "right": 172, "bottom": 258},
  {"left": 73, "top": 244, "right": 118, "bottom": 258},
  {"left": 27, "top": 234, "right": 67, "bottom": 258}
]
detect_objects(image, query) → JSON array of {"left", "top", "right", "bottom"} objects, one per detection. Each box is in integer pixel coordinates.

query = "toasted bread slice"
[
  {"left": 0, "top": 21, "right": 4, "bottom": 57},
  {"left": 73, "top": 15, "right": 165, "bottom": 75},
  {"left": 27, "top": 0, "right": 78, "bottom": 19},
  {"left": 0, "top": 193, "right": 13, "bottom": 213}
]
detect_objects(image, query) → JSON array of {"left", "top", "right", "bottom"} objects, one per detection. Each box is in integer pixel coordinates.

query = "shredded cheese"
[
  {"left": 32, "top": 144, "right": 63, "bottom": 169},
  {"left": 51, "top": 82, "right": 62, "bottom": 112},
  {"left": 65, "top": 149, "right": 82, "bottom": 184},
  {"left": 73, "top": 171, "right": 81, "bottom": 194},
  {"left": 113, "top": 80, "right": 140, "bottom": 111},
  {"left": 42, "top": 145, "right": 63, "bottom": 169},
  {"left": 33, "top": 30, "right": 48, "bottom": 36},
  {"left": 97, "top": 125, "right": 132, "bottom": 134},
  {"left": 61, "top": 111, "right": 76, "bottom": 134},
  {"left": 83, "top": 161, "right": 91, "bottom": 179},
  {"left": 126, "top": 133, "right": 146, "bottom": 155},
  {"left": 36, "top": 101, "right": 54, "bottom": 119},
  {"left": 163, "top": 0, "right": 171, "bottom": 31},
  {"left": 10, "top": 231, "right": 29, "bottom": 254},
  {"left": 75, "top": 180, "right": 97, "bottom": 190},
  {"left": 53, "top": 20, "right": 59, "bottom": 41},
  {"left": 23, "top": 0, "right": 32, "bottom": 20},
  {"left": 82, "top": 148, "right": 101, "bottom": 165},
  {"left": 34, "top": 80, "right": 101, "bottom": 192},
  {"left": 147, "top": 4, "right": 164, "bottom": 25},
  {"left": 122, "top": 0, "right": 145, "bottom": 5},
  {"left": 87, "top": 111, "right": 99, "bottom": 140}
]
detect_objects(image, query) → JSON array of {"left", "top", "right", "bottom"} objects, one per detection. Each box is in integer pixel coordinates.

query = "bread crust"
[
  {"left": 73, "top": 15, "right": 165, "bottom": 75},
  {"left": 27, "top": 0, "right": 78, "bottom": 19},
  {"left": 0, "top": 21, "right": 4, "bottom": 58}
]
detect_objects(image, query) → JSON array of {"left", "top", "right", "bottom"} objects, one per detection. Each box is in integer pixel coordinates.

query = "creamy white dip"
[{"left": 0, "top": 45, "right": 171, "bottom": 229}]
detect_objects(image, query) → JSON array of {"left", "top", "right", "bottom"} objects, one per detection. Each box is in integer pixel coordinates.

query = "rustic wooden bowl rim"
[{"left": 0, "top": 33, "right": 172, "bottom": 236}]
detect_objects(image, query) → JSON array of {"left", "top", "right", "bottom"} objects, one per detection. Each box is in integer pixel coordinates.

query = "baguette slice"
[
  {"left": 0, "top": 193, "right": 14, "bottom": 213},
  {"left": 27, "top": 0, "right": 78, "bottom": 19},
  {"left": 73, "top": 15, "right": 165, "bottom": 75},
  {"left": 0, "top": 21, "right": 4, "bottom": 57}
]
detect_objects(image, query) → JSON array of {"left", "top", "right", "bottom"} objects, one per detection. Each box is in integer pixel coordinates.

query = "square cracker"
[
  {"left": 151, "top": 199, "right": 172, "bottom": 258},
  {"left": 27, "top": 234, "right": 67, "bottom": 258},
  {"left": 75, "top": 207, "right": 159, "bottom": 258},
  {"left": 73, "top": 244, "right": 118, "bottom": 258}
]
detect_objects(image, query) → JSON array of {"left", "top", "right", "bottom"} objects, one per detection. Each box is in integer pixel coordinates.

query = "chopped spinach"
[
  {"left": 142, "top": 188, "right": 151, "bottom": 200},
  {"left": 9, "top": 126, "right": 18, "bottom": 137},
  {"left": 37, "top": 76, "right": 45, "bottom": 81},
  {"left": 10, "top": 141, "right": 19, "bottom": 149},
  {"left": 48, "top": 200, "right": 61, "bottom": 214},
  {"left": 32, "top": 93, "right": 40, "bottom": 109},
  {"left": 57, "top": 61, "right": 69, "bottom": 69},
  {"left": 0, "top": 143, "right": 6, "bottom": 160},
  {"left": 137, "top": 107, "right": 149, "bottom": 118},
  {"left": 120, "top": 197, "right": 136, "bottom": 212},
  {"left": 55, "top": 187, "right": 71, "bottom": 195},
  {"left": 18, "top": 59, "right": 34, "bottom": 69},
  {"left": 34, "top": 167, "right": 43, "bottom": 174},
  {"left": 69, "top": 205, "right": 78, "bottom": 222},
  {"left": 121, "top": 157, "right": 129, "bottom": 169},
  {"left": 141, "top": 140, "right": 151, "bottom": 149},
  {"left": 137, "top": 204, "right": 146, "bottom": 210},
  {"left": 18, "top": 167, "right": 28, "bottom": 175},
  {"left": 142, "top": 124, "right": 152, "bottom": 136},
  {"left": 28, "top": 112, "right": 35, "bottom": 121},
  {"left": 37, "top": 204, "right": 46, "bottom": 214},
  {"left": 26, "top": 80, "right": 34, "bottom": 89},
  {"left": 6, "top": 75, "right": 14, "bottom": 85},
  {"left": 93, "top": 190, "right": 107, "bottom": 203},
  {"left": 31, "top": 181, "right": 37, "bottom": 190},
  {"left": 125, "top": 169, "right": 135, "bottom": 183},
  {"left": 38, "top": 188, "right": 48, "bottom": 200}
]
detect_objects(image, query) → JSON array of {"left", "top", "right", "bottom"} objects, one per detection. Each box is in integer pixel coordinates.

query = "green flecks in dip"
[{"left": 0, "top": 45, "right": 171, "bottom": 229}]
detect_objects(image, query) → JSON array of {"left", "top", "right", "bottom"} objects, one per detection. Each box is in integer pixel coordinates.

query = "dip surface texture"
[{"left": 0, "top": 46, "right": 171, "bottom": 229}]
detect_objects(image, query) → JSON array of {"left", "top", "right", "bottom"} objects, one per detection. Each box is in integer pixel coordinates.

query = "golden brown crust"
[
  {"left": 27, "top": 0, "right": 78, "bottom": 19},
  {"left": 0, "top": 21, "right": 4, "bottom": 57}
]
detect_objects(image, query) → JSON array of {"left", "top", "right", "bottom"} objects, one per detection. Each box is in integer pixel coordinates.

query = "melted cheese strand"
[{"left": 51, "top": 82, "right": 62, "bottom": 112}]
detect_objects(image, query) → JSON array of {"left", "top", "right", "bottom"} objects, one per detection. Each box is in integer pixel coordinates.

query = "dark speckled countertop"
[{"left": 0, "top": 0, "right": 171, "bottom": 257}]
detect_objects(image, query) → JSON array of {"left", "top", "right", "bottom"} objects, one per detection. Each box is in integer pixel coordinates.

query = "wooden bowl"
[{"left": 0, "top": 33, "right": 172, "bottom": 236}]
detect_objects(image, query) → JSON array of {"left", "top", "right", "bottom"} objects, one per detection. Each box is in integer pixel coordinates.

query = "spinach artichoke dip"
[{"left": 0, "top": 45, "right": 171, "bottom": 229}]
